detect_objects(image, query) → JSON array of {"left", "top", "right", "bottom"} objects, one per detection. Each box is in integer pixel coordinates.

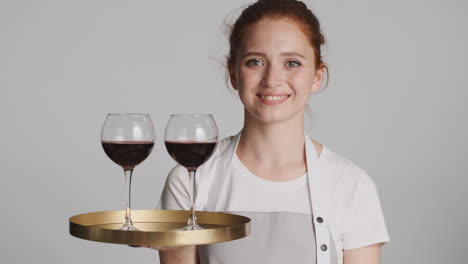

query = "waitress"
[{"left": 156, "top": 0, "right": 390, "bottom": 263}]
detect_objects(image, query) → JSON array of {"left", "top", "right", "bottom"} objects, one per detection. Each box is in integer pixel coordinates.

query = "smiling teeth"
[{"left": 261, "top": 95, "right": 288, "bottom": 101}]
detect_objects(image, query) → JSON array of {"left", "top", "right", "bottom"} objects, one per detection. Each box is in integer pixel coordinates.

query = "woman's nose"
[{"left": 260, "top": 64, "right": 283, "bottom": 88}]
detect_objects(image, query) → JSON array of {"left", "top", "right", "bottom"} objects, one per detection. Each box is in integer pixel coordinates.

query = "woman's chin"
[{"left": 246, "top": 108, "right": 304, "bottom": 125}]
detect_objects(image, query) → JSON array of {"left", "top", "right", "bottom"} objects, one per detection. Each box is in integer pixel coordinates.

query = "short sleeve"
[
  {"left": 342, "top": 173, "right": 390, "bottom": 250},
  {"left": 157, "top": 165, "right": 191, "bottom": 210}
]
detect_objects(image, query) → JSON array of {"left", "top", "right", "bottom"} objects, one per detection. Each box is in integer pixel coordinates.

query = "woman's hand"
[
  {"left": 159, "top": 245, "right": 198, "bottom": 264},
  {"left": 129, "top": 245, "right": 183, "bottom": 251},
  {"left": 130, "top": 245, "right": 198, "bottom": 264}
]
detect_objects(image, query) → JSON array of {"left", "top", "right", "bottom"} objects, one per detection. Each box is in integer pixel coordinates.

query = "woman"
[{"left": 157, "top": 0, "right": 390, "bottom": 263}]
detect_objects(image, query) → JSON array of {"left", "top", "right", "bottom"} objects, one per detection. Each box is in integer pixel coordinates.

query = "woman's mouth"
[{"left": 256, "top": 94, "right": 291, "bottom": 105}]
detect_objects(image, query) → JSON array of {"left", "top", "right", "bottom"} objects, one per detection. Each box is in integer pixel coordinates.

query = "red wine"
[
  {"left": 102, "top": 141, "right": 154, "bottom": 169},
  {"left": 165, "top": 141, "right": 217, "bottom": 171}
]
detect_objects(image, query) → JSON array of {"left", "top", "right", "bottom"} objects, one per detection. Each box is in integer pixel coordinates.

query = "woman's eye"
[
  {"left": 246, "top": 59, "right": 264, "bottom": 67},
  {"left": 287, "top": 61, "right": 301, "bottom": 67}
]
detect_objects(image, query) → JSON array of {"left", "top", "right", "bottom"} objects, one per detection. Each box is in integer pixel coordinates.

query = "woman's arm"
[
  {"left": 343, "top": 243, "right": 382, "bottom": 264},
  {"left": 158, "top": 245, "right": 198, "bottom": 264}
]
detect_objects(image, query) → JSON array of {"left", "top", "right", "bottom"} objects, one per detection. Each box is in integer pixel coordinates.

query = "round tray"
[{"left": 69, "top": 210, "right": 251, "bottom": 246}]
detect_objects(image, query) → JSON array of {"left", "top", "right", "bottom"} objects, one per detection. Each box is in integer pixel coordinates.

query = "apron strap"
[
  {"left": 205, "top": 132, "right": 241, "bottom": 211},
  {"left": 305, "top": 136, "right": 331, "bottom": 264}
]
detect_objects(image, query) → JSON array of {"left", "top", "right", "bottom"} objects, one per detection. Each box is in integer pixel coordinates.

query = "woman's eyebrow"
[
  {"left": 280, "top": 51, "right": 306, "bottom": 59},
  {"left": 240, "top": 52, "right": 265, "bottom": 59},
  {"left": 240, "top": 51, "right": 306, "bottom": 60}
]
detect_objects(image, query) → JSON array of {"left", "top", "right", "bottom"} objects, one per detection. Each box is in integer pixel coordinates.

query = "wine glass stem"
[
  {"left": 189, "top": 170, "right": 198, "bottom": 226},
  {"left": 124, "top": 169, "right": 134, "bottom": 227}
]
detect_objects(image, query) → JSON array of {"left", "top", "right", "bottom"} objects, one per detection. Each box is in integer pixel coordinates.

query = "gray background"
[{"left": 1, "top": 0, "right": 467, "bottom": 263}]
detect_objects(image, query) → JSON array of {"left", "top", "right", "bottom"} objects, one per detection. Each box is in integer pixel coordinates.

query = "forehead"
[{"left": 239, "top": 17, "right": 314, "bottom": 56}]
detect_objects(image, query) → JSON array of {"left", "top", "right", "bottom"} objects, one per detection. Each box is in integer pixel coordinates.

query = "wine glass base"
[
  {"left": 119, "top": 223, "right": 139, "bottom": 231},
  {"left": 180, "top": 224, "right": 204, "bottom": 231}
]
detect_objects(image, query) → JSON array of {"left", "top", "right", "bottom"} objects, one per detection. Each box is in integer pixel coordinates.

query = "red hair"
[{"left": 227, "top": 0, "right": 327, "bottom": 70}]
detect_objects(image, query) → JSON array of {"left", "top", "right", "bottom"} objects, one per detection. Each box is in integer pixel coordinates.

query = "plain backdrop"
[{"left": 1, "top": 0, "right": 467, "bottom": 263}]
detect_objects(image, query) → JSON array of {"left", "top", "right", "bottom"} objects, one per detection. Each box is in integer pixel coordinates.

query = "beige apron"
[
  {"left": 197, "top": 134, "right": 337, "bottom": 264},
  {"left": 198, "top": 211, "right": 337, "bottom": 264}
]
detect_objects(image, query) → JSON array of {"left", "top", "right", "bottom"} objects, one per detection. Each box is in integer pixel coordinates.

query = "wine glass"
[
  {"left": 101, "top": 113, "right": 155, "bottom": 231},
  {"left": 164, "top": 114, "right": 218, "bottom": 230}
]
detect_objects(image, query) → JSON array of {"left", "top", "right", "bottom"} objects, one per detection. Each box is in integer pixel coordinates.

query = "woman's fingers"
[{"left": 128, "top": 245, "right": 182, "bottom": 251}]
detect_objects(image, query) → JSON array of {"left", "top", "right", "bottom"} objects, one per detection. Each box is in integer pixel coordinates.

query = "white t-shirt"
[
  {"left": 158, "top": 133, "right": 390, "bottom": 264},
  {"left": 159, "top": 135, "right": 310, "bottom": 214},
  {"left": 215, "top": 152, "right": 311, "bottom": 213}
]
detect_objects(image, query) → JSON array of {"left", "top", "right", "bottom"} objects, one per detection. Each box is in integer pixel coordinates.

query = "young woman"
[{"left": 157, "top": 0, "right": 390, "bottom": 263}]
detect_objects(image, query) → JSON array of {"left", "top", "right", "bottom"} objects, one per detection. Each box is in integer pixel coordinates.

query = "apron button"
[
  {"left": 321, "top": 244, "right": 328, "bottom": 251},
  {"left": 317, "top": 217, "right": 323, "bottom": 223}
]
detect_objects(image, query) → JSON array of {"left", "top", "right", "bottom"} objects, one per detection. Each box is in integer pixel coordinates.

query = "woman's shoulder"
[
  {"left": 319, "top": 144, "right": 384, "bottom": 221},
  {"left": 319, "top": 143, "right": 374, "bottom": 188},
  {"left": 211, "top": 134, "right": 237, "bottom": 159},
  {"left": 165, "top": 134, "right": 237, "bottom": 182},
  {"left": 161, "top": 134, "right": 238, "bottom": 210}
]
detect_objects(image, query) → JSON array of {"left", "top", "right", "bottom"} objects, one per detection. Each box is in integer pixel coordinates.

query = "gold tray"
[{"left": 69, "top": 210, "right": 251, "bottom": 246}]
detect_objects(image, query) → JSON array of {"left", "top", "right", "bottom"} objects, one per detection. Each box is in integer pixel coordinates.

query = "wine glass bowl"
[
  {"left": 164, "top": 114, "right": 218, "bottom": 230},
  {"left": 101, "top": 141, "right": 154, "bottom": 170},
  {"left": 164, "top": 141, "right": 217, "bottom": 171},
  {"left": 101, "top": 113, "right": 155, "bottom": 231}
]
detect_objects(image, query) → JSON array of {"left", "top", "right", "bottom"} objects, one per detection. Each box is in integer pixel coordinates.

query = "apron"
[{"left": 196, "top": 133, "right": 338, "bottom": 264}]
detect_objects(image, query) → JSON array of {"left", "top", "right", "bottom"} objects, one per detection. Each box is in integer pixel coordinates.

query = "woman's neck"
[{"left": 237, "top": 110, "right": 306, "bottom": 170}]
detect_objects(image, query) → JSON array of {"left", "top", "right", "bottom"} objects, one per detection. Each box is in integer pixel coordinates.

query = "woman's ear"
[
  {"left": 310, "top": 65, "right": 324, "bottom": 94},
  {"left": 228, "top": 63, "right": 238, "bottom": 91}
]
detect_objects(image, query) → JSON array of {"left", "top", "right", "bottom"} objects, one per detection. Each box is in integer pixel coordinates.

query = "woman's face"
[{"left": 230, "top": 17, "right": 323, "bottom": 124}]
